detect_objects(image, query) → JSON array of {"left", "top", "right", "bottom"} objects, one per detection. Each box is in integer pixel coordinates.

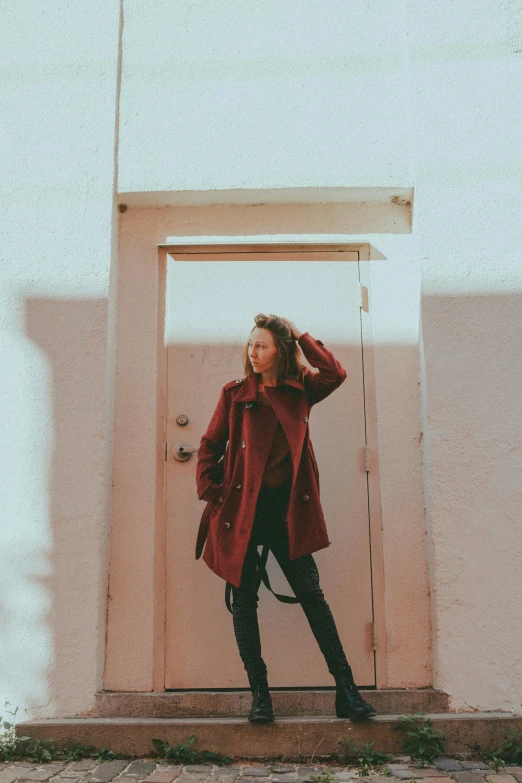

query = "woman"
[{"left": 195, "top": 313, "right": 376, "bottom": 723}]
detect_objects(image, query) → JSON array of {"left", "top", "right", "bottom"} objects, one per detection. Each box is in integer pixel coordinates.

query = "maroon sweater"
[{"left": 258, "top": 389, "right": 293, "bottom": 487}]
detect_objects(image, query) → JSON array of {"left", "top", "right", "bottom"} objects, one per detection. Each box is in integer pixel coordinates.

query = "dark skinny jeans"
[{"left": 230, "top": 481, "right": 350, "bottom": 684}]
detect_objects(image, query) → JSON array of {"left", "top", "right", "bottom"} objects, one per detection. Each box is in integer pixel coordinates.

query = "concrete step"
[
  {"left": 92, "top": 689, "right": 450, "bottom": 718},
  {"left": 19, "top": 712, "right": 522, "bottom": 759}
]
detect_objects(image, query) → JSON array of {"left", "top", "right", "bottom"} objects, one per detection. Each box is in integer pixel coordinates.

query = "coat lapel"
[
  {"left": 263, "top": 386, "right": 308, "bottom": 486},
  {"left": 232, "top": 371, "right": 308, "bottom": 487},
  {"left": 231, "top": 371, "right": 306, "bottom": 405}
]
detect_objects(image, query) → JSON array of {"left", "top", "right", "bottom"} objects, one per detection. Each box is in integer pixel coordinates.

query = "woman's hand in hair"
[{"left": 281, "top": 318, "right": 303, "bottom": 341}]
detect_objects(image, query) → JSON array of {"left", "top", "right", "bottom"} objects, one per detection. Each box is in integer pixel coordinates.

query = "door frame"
[{"left": 153, "top": 242, "right": 388, "bottom": 690}]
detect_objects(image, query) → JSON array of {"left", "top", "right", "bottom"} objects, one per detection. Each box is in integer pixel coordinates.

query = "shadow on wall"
[
  {"left": 19, "top": 280, "right": 521, "bottom": 710},
  {"left": 420, "top": 289, "right": 522, "bottom": 514},
  {"left": 13, "top": 288, "right": 428, "bottom": 709},
  {"left": 23, "top": 297, "right": 110, "bottom": 718},
  {"left": 420, "top": 290, "right": 522, "bottom": 709}
]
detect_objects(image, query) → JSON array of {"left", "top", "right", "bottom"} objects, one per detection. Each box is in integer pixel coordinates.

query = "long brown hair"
[{"left": 242, "top": 313, "right": 305, "bottom": 384}]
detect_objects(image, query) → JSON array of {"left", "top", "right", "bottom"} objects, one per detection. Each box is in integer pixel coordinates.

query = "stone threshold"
[
  {"left": 91, "top": 690, "right": 450, "bottom": 719},
  {"left": 18, "top": 713, "right": 522, "bottom": 758}
]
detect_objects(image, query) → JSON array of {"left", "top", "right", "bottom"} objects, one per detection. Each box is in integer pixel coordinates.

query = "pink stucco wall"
[{"left": 2, "top": 0, "right": 521, "bottom": 719}]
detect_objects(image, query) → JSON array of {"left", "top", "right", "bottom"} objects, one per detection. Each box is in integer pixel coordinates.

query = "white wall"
[
  {"left": 407, "top": 0, "right": 522, "bottom": 711},
  {"left": 118, "top": 0, "right": 412, "bottom": 196},
  {"left": 2, "top": 0, "right": 521, "bottom": 718},
  {"left": 114, "top": 0, "right": 522, "bottom": 711},
  {"left": 0, "top": 2, "right": 121, "bottom": 718}
]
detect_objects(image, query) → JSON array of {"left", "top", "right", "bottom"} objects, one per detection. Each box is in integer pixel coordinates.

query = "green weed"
[
  {"left": 93, "top": 747, "right": 119, "bottom": 762},
  {"left": 310, "top": 772, "right": 334, "bottom": 783},
  {"left": 152, "top": 736, "right": 232, "bottom": 765},
  {"left": 394, "top": 713, "right": 446, "bottom": 765},
  {"left": 486, "top": 729, "right": 522, "bottom": 769},
  {"left": 0, "top": 705, "right": 32, "bottom": 761},
  {"left": 0, "top": 703, "right": 124, "bottom": 764},
  {"left": 338, "top": 739, "right": 391, "bottom": 776},
  {"left": 24, "top": 738, "right": 62, "bottom": 763}
]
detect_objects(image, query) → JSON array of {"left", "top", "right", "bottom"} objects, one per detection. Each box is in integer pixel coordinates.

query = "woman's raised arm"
[
  {"left": 298, "top": 331, "right": 347, "bottom": 406},
  {"left": 281, "top": 317, "right": 347, "bottom": 406}
]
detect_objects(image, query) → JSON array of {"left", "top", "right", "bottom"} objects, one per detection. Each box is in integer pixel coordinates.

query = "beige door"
[{"left": 165, "top": 250, "right": 375, "bottom": 688}]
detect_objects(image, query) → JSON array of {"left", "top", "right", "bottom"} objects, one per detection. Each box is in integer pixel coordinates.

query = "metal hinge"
[
  {"left": 165, "top": 442, "right": 168, "bottom": 462},
  {"left": 359, "top": 283, "right": 369, "bottom": 311},
  {"left": 364, "top": 445, "right": 370, "bottom": 472},
  {"left": 371, "top": 621, "right": 377, "bottom": 650}
]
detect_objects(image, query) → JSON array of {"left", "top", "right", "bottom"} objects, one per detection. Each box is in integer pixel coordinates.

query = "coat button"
[
  {"left": 241, "top": 440, "right": 246, "bottom": 448},
  {"left": 223, "top": 522, "right": 231, "bottom": 529},
  {"left": 245, "top": 402, "right": 252, "bottom": 408},
  {"left": 235, "top": 379, "right": 243, "bottom": 384},
  {"left": 219, "top": 496, "right": 225, "bottom": 503},
  {"left": 302, "top": 494, "right": 310, "bottom": 502},
  {"left": 235, "top": 482, "right": 242, "bottom": 489},
  {"left": 303, "top": 416, "right": 308, "bottom": 422}
]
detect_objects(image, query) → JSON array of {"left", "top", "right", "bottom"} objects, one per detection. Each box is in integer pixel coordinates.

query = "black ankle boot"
[
  {"left": 334, "top": 665, "right": 377, "bottom": 721},
  {"left": 247, "top": 675, "right": 274, "bottom": 723}
]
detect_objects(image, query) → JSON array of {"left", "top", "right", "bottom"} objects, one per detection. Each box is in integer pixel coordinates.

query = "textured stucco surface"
[
  {"left": 406, "top": 0, "right": 522, "bottom": 712},
  {"left": 117, "top": 0, "right": 413, "bottom": 194},
  {"left": 1, "top": 0, "right": 521, "bottom": 719},
  {"left": 0, "top": 1, "right": 121, "bottom": 718}
]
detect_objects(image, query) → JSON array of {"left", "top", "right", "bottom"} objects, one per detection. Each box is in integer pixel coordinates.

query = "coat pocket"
[
  {"left": 203, "top": 481, "right": 224, "bottom": 505},
  {"left": 209, "top": 480, "right": 231, "bottom": 516},
  {"left": 308, "top": 444, "right": 320, "bottom": 493},
  {"left": 195, "top": 502, "right": 213, "bottom": 559}
]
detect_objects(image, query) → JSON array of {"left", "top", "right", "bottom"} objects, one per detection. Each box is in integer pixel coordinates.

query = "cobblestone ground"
[{"left": 0, "top": 759, "right": 521, "bottom": 783}]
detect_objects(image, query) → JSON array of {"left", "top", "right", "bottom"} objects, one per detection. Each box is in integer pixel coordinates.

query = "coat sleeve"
[
  {"left": 196, "top": 384, "right": 230, "bottom": 504},
  {"left": 298, "top": 332, "right": 347, "bottom": 406}
]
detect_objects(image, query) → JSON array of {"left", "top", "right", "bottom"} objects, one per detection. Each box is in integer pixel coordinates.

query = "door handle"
[{"left": 173, "top": 443, "right": 199, "bottom": 462}]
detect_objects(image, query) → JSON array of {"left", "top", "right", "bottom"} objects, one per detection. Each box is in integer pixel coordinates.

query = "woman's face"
[{"left": 248, "top": 327, "right": 278, "bottom": 374}]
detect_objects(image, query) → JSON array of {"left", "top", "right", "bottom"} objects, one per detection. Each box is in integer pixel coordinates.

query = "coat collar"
[{"left": 232, "top": 371, "right": 305, "bottom": 404}]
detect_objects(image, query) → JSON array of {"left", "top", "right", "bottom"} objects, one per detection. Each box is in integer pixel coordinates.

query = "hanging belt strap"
[{"left": 225, "top": 544, "right": 300, "bottom": 613}]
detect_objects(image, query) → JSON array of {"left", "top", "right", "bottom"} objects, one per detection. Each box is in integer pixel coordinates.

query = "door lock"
[{"left": 176, "top": 414, "right": 189, "bottom": 426}]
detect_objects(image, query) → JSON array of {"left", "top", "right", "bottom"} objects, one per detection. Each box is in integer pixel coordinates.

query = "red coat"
[{"left": 195, "top": 332, "right": 347, "bottom": 588}]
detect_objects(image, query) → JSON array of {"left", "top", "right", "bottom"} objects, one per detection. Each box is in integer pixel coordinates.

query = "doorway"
[{"left": 163, "top": 247, "right": 378, "bottom": 689}]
